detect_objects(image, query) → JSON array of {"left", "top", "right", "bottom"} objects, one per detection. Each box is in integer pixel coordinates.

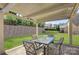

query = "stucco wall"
[{"left": 4, "top": 25, "right": 44, "bottom": 38}]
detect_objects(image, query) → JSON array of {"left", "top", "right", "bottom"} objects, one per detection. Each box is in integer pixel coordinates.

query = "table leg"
[
  {"left": 47, "top": 45, "right": 49, "bottom": 55},
  {"left": 44, "top": 45, "right": 46, "bottom": 55},
  {"left": 44, "top": 44, "right": 49, "bottom": 55},
  {"left": 43, "top": 44, "right": 50, "bottom": 55}
]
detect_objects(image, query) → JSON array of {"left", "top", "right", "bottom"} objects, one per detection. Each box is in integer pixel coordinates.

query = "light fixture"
[
  {"left": 16, "top": 13, "right": 22, "bottom": 17},
  {"left": 9, "top": 11, "right": 23, "bottom": 17},
  {"left": 16, "top": 13, "right": 19, "bottom": 16}
]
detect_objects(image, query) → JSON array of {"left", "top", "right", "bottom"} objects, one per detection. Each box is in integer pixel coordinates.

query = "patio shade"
[
  {"left": 1, "top": 3, "right": 79, "bottom": 22},
  {"left": 11, "top": 3, "right": 74, "bottom": 22},
  {"left": 0, "top": 3, "right": 76, "bottom": 21}
]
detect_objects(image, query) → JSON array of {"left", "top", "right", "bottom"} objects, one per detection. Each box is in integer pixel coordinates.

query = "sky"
[{"left": 45, "top": 19, "right": 69, "bottom": 25}]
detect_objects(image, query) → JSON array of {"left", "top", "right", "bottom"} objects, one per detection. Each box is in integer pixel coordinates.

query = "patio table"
[{"left": 32, "top": 36, "right": 54, "bottom": 55}]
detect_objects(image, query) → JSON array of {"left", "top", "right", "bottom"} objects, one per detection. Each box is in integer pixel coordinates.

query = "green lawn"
[
  {"left": 4, "top": 36, "right": 32, "bottom": 50},
  {"left": 47, "top": 31, "right": 79, "bottom": 46},
  {"left": 5, "top": 31, "right": 79, "bottom": 50}
]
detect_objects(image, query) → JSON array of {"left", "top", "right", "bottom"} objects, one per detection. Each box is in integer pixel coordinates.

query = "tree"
[
  {"left": 4, "top": 14, "right": 43, "bottom": 27},
  {"left": 56, "top": 25, "right": 60, "bottom": 31}
]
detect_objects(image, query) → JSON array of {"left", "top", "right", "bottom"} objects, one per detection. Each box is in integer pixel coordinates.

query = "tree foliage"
[{"left": 4, "top": 15, "right": 44, "bottom": 27}]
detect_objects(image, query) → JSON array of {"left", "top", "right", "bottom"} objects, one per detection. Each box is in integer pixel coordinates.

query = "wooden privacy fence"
[{"left": 4, "top": 25, "right": 44, "bottom": 38}]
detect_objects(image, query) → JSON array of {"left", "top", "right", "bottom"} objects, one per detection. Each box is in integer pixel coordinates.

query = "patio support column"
[
  {"left": 0, "top": 13, "right": 4, "bottom": 54},
  {"left": 36, "top": 22, "right": 38, "bottom": 37},
  {"left": 68, "top": 3, "right": 78, "bottom": 45},
  {"left": 68, "top": 19, "right": 72, "bottom": 45}
]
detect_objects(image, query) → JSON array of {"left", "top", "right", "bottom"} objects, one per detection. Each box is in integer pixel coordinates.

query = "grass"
[
  {"left": 4, "top": 36, "right": 32, "bottom": 50},
  {"left": 47, "top": 31, "right": 79, "bottom": 46},
  {"left": 5, "top": 31, "right": 79, "bottom": 50}
]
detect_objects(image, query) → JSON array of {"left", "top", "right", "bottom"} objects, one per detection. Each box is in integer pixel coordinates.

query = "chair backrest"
[
  {"left": 57, "top": 37, "right": 64, "bottom": 45},
  {"left": 23, "top": 41, "right": 37, "bottom": 55},
  {"left": 55, "top": 37, "right": 64, "bottom": 54}
]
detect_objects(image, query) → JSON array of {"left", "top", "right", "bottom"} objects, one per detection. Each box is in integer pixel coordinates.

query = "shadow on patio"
[{"left": 5, "top": 44, "right": 79, "bottom": 55}]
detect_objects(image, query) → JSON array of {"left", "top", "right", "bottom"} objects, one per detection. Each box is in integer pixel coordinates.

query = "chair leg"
[
  {"left": 61, "top": 45, "right": 64, "bottom": 54},
  {"left": 59, "top": 45, "right": 62, "bottom": 55},
  {"left": 47, "top": 45, "right": 49, "bottom": 55},
  {"left": 59, "top": 45, "right": 64, "bottom": 55},
  {"left": 43, "top": 45, "right": 49, "bottom": 55}
]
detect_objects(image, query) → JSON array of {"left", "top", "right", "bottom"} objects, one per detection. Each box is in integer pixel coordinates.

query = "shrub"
[
  {"left": 4, "top": 15, "right": 17, "bottom": 25},
  {"left": 16, "top": 18, "right": 22, "bottom": 25},
  {"left": 4, "top": 14, "right": 44, "bottom": 27},
  {"left": 21, "top": 19, "right": 27, "bottom": 26}
]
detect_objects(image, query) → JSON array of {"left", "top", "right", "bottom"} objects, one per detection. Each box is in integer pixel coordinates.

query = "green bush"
[
  {"left": 21, "top": 19, "right": 28, "bottom": 26},
  {"left": 29, "top": 21, "right": 33, "bottom": 26},
  {"left": 4, "top": 15, "right": 44, "bottom": 27},
  {"left": 16, "top": 18, "right": 22, "bottom": 25},
  {"left": 4, "top": 15, "right": 17, "bottom": 25}
]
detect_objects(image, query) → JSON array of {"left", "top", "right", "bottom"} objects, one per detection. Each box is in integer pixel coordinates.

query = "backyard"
[
  {"left": 48, "top": 31, "right": 79, "bottom": 46},
  {"left": 4, "top": 31, "right": 79, "bottom": 50},
  {"left": 4, "top": 36, "right": 32, "bottom": 50},
  {"left": 4, "top": 9, "right": 79, "bottom": 50}
]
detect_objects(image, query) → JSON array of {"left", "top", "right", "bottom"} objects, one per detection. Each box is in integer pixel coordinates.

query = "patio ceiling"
[
  {"left": 0, "top": 3, "right": 8, "bottom": 9},
  {"left": 0, "top": 3, "right": 79, "bottom": 22},
  {"left": 11, "top": 3, "right": 75, "bottom": 22}
]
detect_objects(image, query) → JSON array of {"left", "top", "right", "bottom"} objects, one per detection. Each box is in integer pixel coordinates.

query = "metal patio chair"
[
  {"left": 23, "top": 41, "right": 44, "bottom": 55},
  {"left": 49, "top": 37, "right": 64, "bottom": 55}
]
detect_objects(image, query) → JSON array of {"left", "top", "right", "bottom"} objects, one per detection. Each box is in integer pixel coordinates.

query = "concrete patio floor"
[
  {"left": 5, "top": 45, "right": 26, "bottom": 55},
  {"left": 5, "top": 44, "right": 79, "bottom": 55}
]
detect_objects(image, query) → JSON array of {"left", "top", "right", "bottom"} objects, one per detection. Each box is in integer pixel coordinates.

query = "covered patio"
[
  {"left": 5, "top": 44, "right": 79, "bottom": 55},
  {"left": 0, "top": 3, "right": 79, "bottom": 55}
]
